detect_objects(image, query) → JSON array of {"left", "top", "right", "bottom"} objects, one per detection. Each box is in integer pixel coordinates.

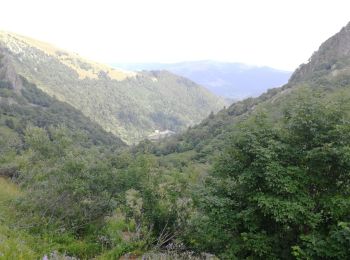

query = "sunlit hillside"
[{"left": 0, "top": 31, "right": 228, "bottom": 143}]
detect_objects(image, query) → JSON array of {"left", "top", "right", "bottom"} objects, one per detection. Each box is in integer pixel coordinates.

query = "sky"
[{"left": 0, "top": 0, "right": 349, "bottom": 71}]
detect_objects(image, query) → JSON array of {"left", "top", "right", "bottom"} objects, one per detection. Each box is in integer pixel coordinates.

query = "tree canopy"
[{"left": 192, "top": 92, "right": 350, "bottom": 259}]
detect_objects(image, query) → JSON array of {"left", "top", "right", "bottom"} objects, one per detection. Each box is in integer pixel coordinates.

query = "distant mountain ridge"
[
  {"left": 146, "top": 22, "right": 350, "bottom": 163},
  {"left": 0, "top": 31, "right": 227, "bottom": 144},
  {"left": 112, "top": 61, "right": 291, "bottom": 100}
]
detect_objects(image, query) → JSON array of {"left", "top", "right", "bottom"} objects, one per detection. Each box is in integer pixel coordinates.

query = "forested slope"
[{"left": 0, "top": 31, "right": 227, "bottom": 143}]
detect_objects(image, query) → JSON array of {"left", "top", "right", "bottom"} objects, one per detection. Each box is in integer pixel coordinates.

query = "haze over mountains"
[
  {"left": 156, "top": 21, "right": 350, "bottom": 152},
  {"left": 1, "top": 19, "right": 350, "bottom": 259},
  {"left": 113, "top": 61, "right": 292, "bottom": 100},
  {"left": 0, "top": 31, "right": 227, "bottom": 143}
]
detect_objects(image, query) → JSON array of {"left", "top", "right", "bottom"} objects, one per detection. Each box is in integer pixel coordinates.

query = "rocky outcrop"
[
  {"left": 0, "top": 49, "right": 23, "bottom": 93},
  {"left": 289, "top": 22, "right": 350, "bottom": 84}
]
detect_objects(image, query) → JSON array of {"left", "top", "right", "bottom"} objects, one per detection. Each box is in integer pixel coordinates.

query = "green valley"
[
  {"left": 0, "top": 18, "right": 350, "bottom": 260},
  {"left": 0, "top": 31, "right": 228, "bottom": 144}
]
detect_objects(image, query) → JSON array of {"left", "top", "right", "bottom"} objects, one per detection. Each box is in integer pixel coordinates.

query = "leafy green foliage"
[
  {"left": 191, "top": 92, "right": 350, "bottom": 258},
  {"left": 19, "top": 126, "right": 120, "bottom": 232}
]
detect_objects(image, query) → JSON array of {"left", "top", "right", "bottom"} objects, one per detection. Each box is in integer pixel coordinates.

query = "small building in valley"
[{"left": 148, "top": 129, "right": 175, "bottom": 141}]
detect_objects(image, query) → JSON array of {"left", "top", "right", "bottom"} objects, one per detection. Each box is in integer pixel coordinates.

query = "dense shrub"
[{"left": 191, "top": 93, "right": 350, "bottom": 258}]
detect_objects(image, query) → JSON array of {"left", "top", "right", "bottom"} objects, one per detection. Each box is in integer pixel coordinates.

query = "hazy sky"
[{"left": 0, "top": 0, "right": 349, "bottom": 71}]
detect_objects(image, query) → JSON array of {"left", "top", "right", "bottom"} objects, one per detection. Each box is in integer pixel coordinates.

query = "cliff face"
[{"left": 290, "top": 22, "right": 350, "bottom": 84}]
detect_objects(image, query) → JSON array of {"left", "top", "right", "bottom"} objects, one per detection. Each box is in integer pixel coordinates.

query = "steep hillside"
[
  {"left": 0, "top": 49, "right": 125, "bottom": 148},
  {"left": 0, "top": 32, "right": 227, "bottom": 143},
  {"left": 112, "top": 61, "right": 291, "bottom": 100},
  {"left": 290, "top": 22, "right": 350, "bottom": 86}
]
